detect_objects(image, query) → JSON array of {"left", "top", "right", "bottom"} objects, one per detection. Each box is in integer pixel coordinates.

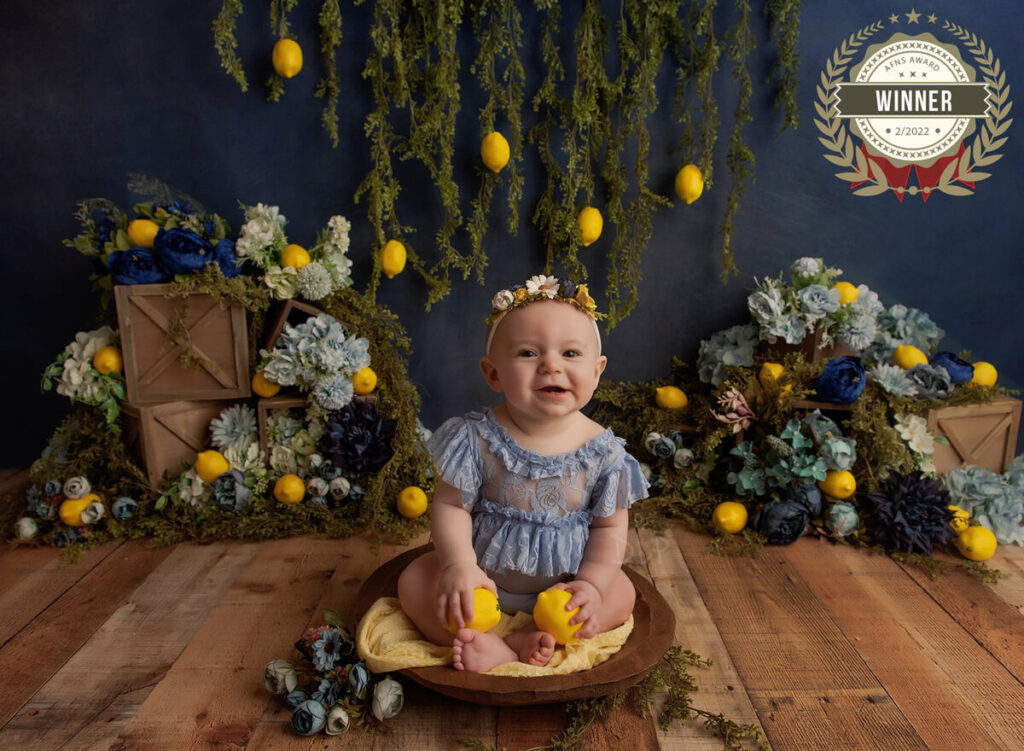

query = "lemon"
[
  {"left": 577, "top": 207, "right": 603, "bottom": 246},
  {"left": 352, "top": 367, "right": 378, "bottom": 395},
  {"left": 655, "top": 385, "right": 688, "bottom": 410},
  {"left": 957, "top": 526, "right": 997, "bottom": 561},
  {"left": 675, "top": 164, "right": 704, "bottom": 204},
  {"left": 381, "top": 239, "right": 407, "bottom": 279},
  {"left": 274, "top": 474, "right": 306, "bottom": 504},
  {"left": 971, "top": 361, "right": 998, "bottom": 387},
  {"left": 480, "top": 131, "right": 510, "bottom": 173},
  {"left": 758, "top": 362, "right": 785, "bottom": 387},
  {"left": 533, "top": 587, "right": 582, "bottom": 645},
  {"left": 396, "top": 486, "right": 428, "bottom": 518},
  {"left": 447, "top": 587, "right": 502, "bottom": 634},
  {"left": 893, "top": 345, "right": 928, "bottom": 369},
  {"left": 194, "top": 450, "right": 230, "bottom": 484},
  {"left": 272, "top": 38, "right": 303, "bottom": 78},
  {"left": 127, "top": 219, "right": 160, "bottom": 248},
  {"left": 712, "top": 501, "right": 748, "bottom": 534},
  {"left": 252, "top": 371, "right": 281, "bottom": 398},
  {"left": 833, "top": 281, "right": 859, "bottom": 305},
  {"left": 818, "top": 470, "right": 856, "bottom": 500},
  {"left": 280, "top": 244, "right": 310, "bottom": 270},
  {"left": 59, "top": 493, "right": 99, "bottom": 527},
  {"left": 948, "top": 505, "right": 970, "bottom": 533},
  {"left": 93, "top": 345, "right": 123, "bottom": 375}
]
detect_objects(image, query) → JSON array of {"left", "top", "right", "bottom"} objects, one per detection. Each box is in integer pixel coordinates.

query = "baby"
[{"left": 398, "top": 274, "right": 649, "bottom": 673}]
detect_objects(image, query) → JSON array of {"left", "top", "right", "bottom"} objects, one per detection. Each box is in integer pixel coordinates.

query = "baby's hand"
[
  {"left": 437, "top": 561, "right": 496, "bottom": 630},
  {"left": 553, "top": 579, "right": 603, "bottom": 639}
]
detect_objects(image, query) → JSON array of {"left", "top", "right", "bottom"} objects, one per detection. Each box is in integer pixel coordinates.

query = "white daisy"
[{"left": 525, "top": 275, "right": 559, "bottom": 298}]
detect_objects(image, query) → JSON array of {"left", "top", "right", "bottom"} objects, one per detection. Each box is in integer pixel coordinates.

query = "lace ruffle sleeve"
[
  {"left": 589, "top": 442, "right": 650, "bottom": 518},
  {"left": 426, "top": 415, "right": 482, "bottom": 508}
]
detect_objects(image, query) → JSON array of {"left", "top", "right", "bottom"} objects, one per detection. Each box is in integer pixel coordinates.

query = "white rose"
[
  {"left": 263, "top": 659, "right": 298, "bottom": 695},
  {"left": 325, "top": 704, "right": 351, "bottom": 735},
  {"left": 329, "top": 477, "right": 351, "bottom": 501},
  {"left": 15, "top": 517, "right": 39, "bottom": 539},
  {"left": 492, "top": 289, "right": 514, "bottom": 312}
]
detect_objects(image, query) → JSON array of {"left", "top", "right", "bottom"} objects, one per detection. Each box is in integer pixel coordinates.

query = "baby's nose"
[{"left": 538, "top": 353, "right": 562, "bottom": 372}]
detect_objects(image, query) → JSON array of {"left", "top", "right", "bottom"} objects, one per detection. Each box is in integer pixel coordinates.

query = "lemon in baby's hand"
[
  {"left": 381, "top": 239, "right": 407, "bottom": 279},
  {"left": 127, "top": 219, "right": 159, "bottom": 248},
  {"left": 833, "top": 281, "right": 859, "bottom": 304},
  {"left": 948, "top": 505, "right": 970, "bottom": 533},
  {"left": 272, "top": 38, "right": 303, "bottom": 78},
  {"left": 194, "top": 450, "right": 230, "bottom": 484},
  {"left": 396, "top": 486, "right": 428, "bottom": 518},
  {"left": 971, "top": 361, "right": 997, "bottom": 387},
  {"left": 675, "top": 164, "right": 704, "bottom": 204},
  {"left": 274, "top": 474, "right": 306, "bottom": 504},
  {"left": 352, "top": 367, "right": 377, "bottom": 395},
  {"left": 893, "top": 345, "right": 928, "bottom": 369},
  {"left": 577, "top": 207, "right": 603, "bottom": 246},
  {"left": 957, "top": 525, "right": 997, "bottom": 561},
  {"left": 280, "top": 244, "right": 310, "bottom": 270},
  {"left": 819, "top": 469, "right": 856, "bottom": 500},
  {"left": 533, "top": 587, "right": 582, "bottom": 645},
  {"left": 480, "top": 131, "right": 510, "bottom": 173},
  {"left": 655, "top": 386, "right": 688, "bottom": 410},
  {"left": 712, "top": 501, "right": 748, "bottom": 534},
  {"left": 252, "top": 371, "right": 281, "bottom": 397},
  {"left": 447, "top": 588, "right": 501, "bottom": 634},
  {"left": 93, "top": 345, "right": 123, "bottom": 375}
]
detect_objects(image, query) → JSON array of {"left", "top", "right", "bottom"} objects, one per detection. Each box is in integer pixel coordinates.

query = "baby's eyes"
[
  {"left": 517, "top": 349, "right": 538, "bottom": 358},
  {"left": 563, "top": 349, "right": 581, "bottom": 358}
]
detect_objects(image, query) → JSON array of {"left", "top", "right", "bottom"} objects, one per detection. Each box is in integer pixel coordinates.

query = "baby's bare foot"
[
  {"left": 451, "top": 629, "right": 517, "bottom": 673},
  {"left": 505, "top": 629, "right": 556, "bottom": 667}
]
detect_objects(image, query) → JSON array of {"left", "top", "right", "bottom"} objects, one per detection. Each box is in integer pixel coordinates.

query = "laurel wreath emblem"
[{"left": 815, "top": 20, "right": 1012, "bottom": 198}]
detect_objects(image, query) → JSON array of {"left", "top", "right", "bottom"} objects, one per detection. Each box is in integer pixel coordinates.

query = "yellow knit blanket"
[{"left": 356, "top": 597, "right": 633, "bottom": 677}]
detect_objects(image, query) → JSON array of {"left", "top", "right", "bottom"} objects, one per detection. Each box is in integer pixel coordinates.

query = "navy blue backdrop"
[{"left": 1, "top": 1, "right": 1020, "bottom": 468}]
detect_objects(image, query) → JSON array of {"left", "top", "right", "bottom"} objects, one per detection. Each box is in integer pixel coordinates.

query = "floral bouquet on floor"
[
  {"left": 264, "top": 610, "right": 404, "bottom": 736},
  {"left": 40, "top": 326, "right": 126, "bottom": 432}
]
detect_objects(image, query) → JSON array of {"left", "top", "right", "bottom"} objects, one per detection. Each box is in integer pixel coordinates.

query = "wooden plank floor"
[{"left": 1, "top": 526, "right": 1022, "bottom": 750}]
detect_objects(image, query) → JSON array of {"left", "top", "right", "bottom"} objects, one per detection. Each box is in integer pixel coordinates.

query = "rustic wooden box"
[
  {"left": 264, "top": 299, "right": 325, "bottom": 351},
  {"left": 257, "top": 395, "right": 309, "bottom": 457},
  {"left": 115, "top": 284, "right": 250, "bottom": 404},
  {"left": 759, "top": 326, "right": 857, "bottom": 364},
  {"left": 122, "top": 400, "right": 240, "bottom": 488},
  {"left": 927, "top": 396, "right": 1021, "bottom": 475}
]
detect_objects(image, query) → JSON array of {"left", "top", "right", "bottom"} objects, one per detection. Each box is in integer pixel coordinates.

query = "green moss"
[
  {"left": 314, "top": 0, "right": 344, "bottom": 147},
  {"left": 212, "top": 0, "right": 248, "bottom": 92}
]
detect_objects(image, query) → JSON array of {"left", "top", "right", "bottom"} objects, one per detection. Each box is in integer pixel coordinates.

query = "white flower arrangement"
[
  {"left": 41, "top": 326, "right": 125, "bottom": 432},
  {"left": 893, "top": 413, "right": 937, "bottom": 473}
]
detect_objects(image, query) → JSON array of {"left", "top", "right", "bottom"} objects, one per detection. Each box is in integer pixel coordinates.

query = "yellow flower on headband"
[
  {"left": 513, "top": 287, "right": 529, "bottom": 303},
  {"left": 575, "top": 284, "right": 596, "bottom": 311}
]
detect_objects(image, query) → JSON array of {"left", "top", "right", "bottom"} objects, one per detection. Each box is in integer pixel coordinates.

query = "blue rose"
[
  {"left": 285, "top": 689, "right": 308, "bottom": 708},
  {"left": 215, "top": 238, "right": 243, "bottom": 278},
  {"left": 153, "top": 228, "right": 216, "bottom": 274},
  {"left": 929, "top": 352, "right": 973, "bottom": 384},
  {"left": 825, "top": 502, "right": 859, "bottom": 537},
  {"left": 111, "top": 497, "right": 139, "bottom": 521},
  {"left": 908, "top": 363, "right": 952, "bottom": 400},
  {"left": 798, "top": 284, "right": 841, "bottom": 319},
  {"left": 821, "top": 436, "right": 857, "bottom": 471},
  {"left": 755, "top": 499, "right": 810, "bottom": 545},
  {"left": 107, "top": 248, "right": 171, "bottom": 285},
  {"left": 291, "top": 700, "right": 327, "bottom": 736},
  {"left": 212, "top": 470, "right": 252, "bottom": 513},
  {"left": 788, "top": 482, "right": 823, "bottom": 518},
  {"left": 815, "top": 356, "right": 866, "bottom": 404},
  {"left": 348, "top": 662, "right": 368, "bottom": 699},
  {"left": 44, "top": 479, "right": 63, "bottom": 497}
]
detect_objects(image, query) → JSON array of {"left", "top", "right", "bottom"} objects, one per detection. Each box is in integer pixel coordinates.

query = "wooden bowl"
[{"left": 353, "top": 544, "right": 675, "bottom": 706}]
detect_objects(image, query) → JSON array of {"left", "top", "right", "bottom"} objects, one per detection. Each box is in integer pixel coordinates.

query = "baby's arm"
[
  {"left": 431, "top": 481, "right": 497, "bottom": 630},
  {"left": 556, "top": 508, "right": 629, "bottom": 638}
]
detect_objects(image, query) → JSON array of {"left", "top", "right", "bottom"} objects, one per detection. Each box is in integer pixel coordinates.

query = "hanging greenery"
[
  {"left": 315, "top": 0, "right": 344, "bottom": 147},
  {"left": 674, "top": 0, "right": 720, "bottom": 187},
  {"left": 765, "top": 0, "right": 801, "bottom": 132},
  {"left": 213, "top": 0, "right": 249, "bottom": 92}
]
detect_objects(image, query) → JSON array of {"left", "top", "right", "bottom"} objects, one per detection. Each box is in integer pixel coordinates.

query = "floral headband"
[{"left": 485, "top": 274, "right": 604, "bottom": 354}]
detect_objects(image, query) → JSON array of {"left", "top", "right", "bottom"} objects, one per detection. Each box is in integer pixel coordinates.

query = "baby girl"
[{"left": 398, "top": 275, "right": 648, "bottom": 673}]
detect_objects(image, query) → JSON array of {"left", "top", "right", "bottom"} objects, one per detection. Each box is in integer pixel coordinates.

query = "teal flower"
[
  {"left": 870, "top": 364, "right": 918, "bottom": 398},
  {"left": 312, "top": 627, "right": 343, "bottom": 672},
  {"left": 821, "top": 436, "right": 857, "bottom": 471},
  {"left": 697, "top": 325, "right": 757, "bottom": 386},
  {"left": 209, "top": 404, "right": 258, "bottom": 453}
]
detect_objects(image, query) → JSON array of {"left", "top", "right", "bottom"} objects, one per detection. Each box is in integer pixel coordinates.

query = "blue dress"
[{"left": 428, "top": 409, "right": 650, "bottom": 583}]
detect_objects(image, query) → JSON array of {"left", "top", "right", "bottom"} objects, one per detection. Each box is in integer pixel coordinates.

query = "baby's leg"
[
  {"left": 396, "top": 550, "right": 455, "bottom": 646},
  {"left": 578, "top": 570, "right": 636, "bottom": 639}
]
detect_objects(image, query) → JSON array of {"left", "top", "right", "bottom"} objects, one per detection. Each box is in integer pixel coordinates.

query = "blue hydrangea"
[
  {"left": 837, "top": 313, "right": 877, "bottom": 351},
  {"left": 763, "top": 313, "right": 807, "bottom": 345},
  {"left": 789, "top": 257, "right": 821, "bottom": 279},
  {"left": 877, "top": 304, "right": 945, "bottom": 352},
  {"left": 798, "top": 284, "right": 840, "bottom": 320},
  {"left": 944, "top": 464, "right": 1024, "bottom": 545},
  {"left": 747, "top": 287, "right": 786, "bottom": 329},
  {"left": 697, "top": 324, "right": 757, "bottom": 386},
  {"left": 850, "top": 285, "right": 885, "bottom": 318}
]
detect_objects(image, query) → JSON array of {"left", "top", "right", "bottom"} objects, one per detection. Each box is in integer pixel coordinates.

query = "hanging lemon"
[
  {"left": 956, "top": 526, "right": 997, "bottom": 561},
  {"left": 93, "top": 345, "right": 123, "bottom": 375},
  {"left": 280, "top": 244, "right": 310, "bottom": 270},
  {"left": 833, "top": 281, "right": 859, "bottom": 305},
  {"left": 274, "top": 474, "right": 306, "bottom": 504},
  {"left": 712, "top": 501, "right": 748, "bottom": 534},
  {"left": 252, "top": 371, "right": 281, "bottom": 398},
  {"left": 272, "top": 38, "right": 303, "bottom": 78},
  {"left": 971, "top": 361, "right": 998, "bottom": 387},
  {"left": 127, "top": 219, "right": 160, "bottom": 248},
  {"left": 447, "top": 588, "right": 502, "bottom": 634},
  {"left": 381, "top": 239, "right": 407, "bottom": 279},
  {"left": 352, "top": 367, "right": 378, "bottom": 395},
  {"left": 194, "top": 450, "right": 230, "bottom": 484},
  {"left": 948, "top": 505, "right": 970, "bottom": 533},
  {"left": 59, "top": 494, "right": 98, "bottom": 527},
  {"left": 674, "top": 164, "right": 704, "bottom": 204},
  {"left": 396, "top": 486, "right": 428, "bottom": 518},
  {"left": 480, "top": 131, "right": 510, "bottom": 173},
  {"left": 533, "top": 588, "right": 582, "bottom": 645},
  {"left": 818, "top": 469, "right": 856, "bottom": 500},
  {"left": 655, "top": 386, "right": 688, "bottom": 410},
  {"left": 577, "top": 207, "right": 603, "bottom": 246},
  {"left": 893, "top": 345, "right": 928, "bottom": 369}
]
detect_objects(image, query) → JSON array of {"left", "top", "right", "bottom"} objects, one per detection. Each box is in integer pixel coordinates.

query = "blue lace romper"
[{"left": 428, "top": 409, "right": 650, "bottom": 612}]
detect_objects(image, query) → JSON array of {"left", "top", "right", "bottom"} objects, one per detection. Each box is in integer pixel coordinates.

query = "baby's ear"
[
  {"left": 479, "top": 357, "right": 504, "bottom": 393},
  {"left": 595, "top": 355, "right": 608, "bottom": 379}
]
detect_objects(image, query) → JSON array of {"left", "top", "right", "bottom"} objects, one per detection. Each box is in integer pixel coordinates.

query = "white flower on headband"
[
  {"left": 526, "top": 275, "right": 559, "bottom": 298},
  {"left": 492, "top": 289, "right": 514, "bottom": 312}
]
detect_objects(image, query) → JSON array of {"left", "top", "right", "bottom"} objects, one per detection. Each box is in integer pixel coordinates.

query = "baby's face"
[{"left": 480, "top": 300, "right": 607, "bottom": 421}]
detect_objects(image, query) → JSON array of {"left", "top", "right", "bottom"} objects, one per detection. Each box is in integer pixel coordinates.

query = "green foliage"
[
  {"left": 315, "top": 0, "right": 344, "bottom": 147},
  {"left": 765, "top": 0, "right": 801, "bottom": 131},
  {"left": 213, "top": 0, "right": 248, "bottom": 92},
  {"left": 674, "top": 0, "right": 720, "bottom": 183}
]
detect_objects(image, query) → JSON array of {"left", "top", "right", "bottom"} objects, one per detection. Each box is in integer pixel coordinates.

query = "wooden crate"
[
  {"left": 927, "top": 396, "right": 1022, "bottom": 475},
  {"left": 257, "top": 395, "right": 309, "bottom": 457},
  {"left": 122, "top": 400, "right": 240, "bottom": 488},
  {"left": 115, "top": 283, "right": 250, "bottom": 404},
  {"left": 264, "top": 299, "right": 325, "bottom": 351},
  {"left": 759, "top": 326, "right": 857, "bottom": 363}
]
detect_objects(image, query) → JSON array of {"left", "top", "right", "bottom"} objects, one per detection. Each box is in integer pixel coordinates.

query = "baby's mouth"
[{"left": 539, "top": 386, "right": 568, "bottom": 393}]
